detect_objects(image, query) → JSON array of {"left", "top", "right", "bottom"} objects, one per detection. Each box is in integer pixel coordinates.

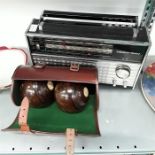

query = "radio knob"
[
  {"left": 116, "top": 65, "right": 130, "bottom": 79},
  {"left": 123, "top": 81, "right": 128, "bottom": 88},
  {"left": 112, "top": 79, "right": 117, "bottom": 87}
]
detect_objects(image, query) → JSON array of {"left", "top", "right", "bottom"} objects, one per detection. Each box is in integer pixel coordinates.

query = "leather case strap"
[
  {"left": 66, "top": 128, "right": 75, "bottom": 155},
  {"left": 18, "top": 97, "right": 30, "bottom": 132}
]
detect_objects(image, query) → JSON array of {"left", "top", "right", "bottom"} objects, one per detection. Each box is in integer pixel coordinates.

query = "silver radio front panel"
[
  {"left": 97, "top": 61, "right": 141, "bottom": 88},
  {"left": 32, "top": 53, "right": 141, "bottom": 88}
]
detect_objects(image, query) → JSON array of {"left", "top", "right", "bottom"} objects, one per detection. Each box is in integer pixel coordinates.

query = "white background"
[{"left": 0, "top": 0, "right": 154, "bottom": 55}]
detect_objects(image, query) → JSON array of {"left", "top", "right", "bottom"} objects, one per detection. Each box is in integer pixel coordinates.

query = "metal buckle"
[
  {"left": 70, "top": 63, "right": 79, "bottom": 72},
  {"left": 34, "top": 63, "right": 46, "bottom": 69}
]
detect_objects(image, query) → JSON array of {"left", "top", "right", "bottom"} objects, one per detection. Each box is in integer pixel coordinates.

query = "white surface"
[
  {"left": 0, "top": 0, "right": 154, "bottom": 55},
  {"left": 0, "top": 49, "right": 26, "bottom": 88}
]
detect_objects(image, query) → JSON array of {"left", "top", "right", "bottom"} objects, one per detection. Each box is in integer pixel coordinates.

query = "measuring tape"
[{"left": 66, "top": 128, "right": 75, "bottom": 155}]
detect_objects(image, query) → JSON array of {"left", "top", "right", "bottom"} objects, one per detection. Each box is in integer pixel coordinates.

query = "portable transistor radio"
[{"left": 26, "top": 1, "right": 155, "bottom": 89}]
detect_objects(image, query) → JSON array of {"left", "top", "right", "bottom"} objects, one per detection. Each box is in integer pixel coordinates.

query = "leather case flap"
[{"left": 12, "top": 65, "right": 98, "bottom": 84}]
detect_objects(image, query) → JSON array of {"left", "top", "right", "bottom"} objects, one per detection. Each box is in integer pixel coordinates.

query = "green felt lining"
[{"left": 10, "top": 95, "right": 99, "bottom": 134}]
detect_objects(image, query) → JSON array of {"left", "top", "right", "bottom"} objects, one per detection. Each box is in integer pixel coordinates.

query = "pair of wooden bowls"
[{"left": 20, "top": 81, "right": 89, "bottom": 113}]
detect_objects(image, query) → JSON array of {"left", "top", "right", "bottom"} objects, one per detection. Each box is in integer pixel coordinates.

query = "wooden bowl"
[
  {"left": 20, "top": 81, "right": 54, "bottom": 108},
  {"left": 55, "top": 82, "right": 89, "bottom": 113}
]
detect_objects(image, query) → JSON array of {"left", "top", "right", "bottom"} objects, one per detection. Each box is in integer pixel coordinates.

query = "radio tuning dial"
[{"left": 116, "top": 65, "right": 130, "bottom": 79}]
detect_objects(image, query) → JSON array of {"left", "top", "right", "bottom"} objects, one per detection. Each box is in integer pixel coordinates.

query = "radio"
[{"left": 26, "top": 8, "right": 153, "bottom": 88}]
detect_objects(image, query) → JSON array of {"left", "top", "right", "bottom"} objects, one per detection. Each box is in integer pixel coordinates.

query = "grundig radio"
[{"left": 26, "top": 7, "right": 154, "bottom": 88}]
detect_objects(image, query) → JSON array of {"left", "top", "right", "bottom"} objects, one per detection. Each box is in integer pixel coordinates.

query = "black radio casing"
[{"left": 26, "top": 10, "right": 151, "bottom": 88}]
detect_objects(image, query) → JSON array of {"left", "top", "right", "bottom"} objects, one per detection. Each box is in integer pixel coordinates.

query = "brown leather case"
[
  {"left": 12, "top": 65, "right": 99, "bottom": 108},
  {"left": 10, "top": 65, "right": 100, "bottom": 135}
]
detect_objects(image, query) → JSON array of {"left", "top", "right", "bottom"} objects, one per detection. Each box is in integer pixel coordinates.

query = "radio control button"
[
  {"left": 36, "top": 43, "right": 40, "bottom": 50},
  {"left": 123, "top": 81, "right": 128, "bottom": 88},
  {"left": 112, "top": 79, "right": 117, "bottom": 87},
  {"left": 116, "top": 65, "right": 130, "bottom": 79}
]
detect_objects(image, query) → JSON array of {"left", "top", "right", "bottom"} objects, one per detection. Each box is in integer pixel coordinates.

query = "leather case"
[{"left": 7, "top": 65, "right": 100, "bottom": 135}]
